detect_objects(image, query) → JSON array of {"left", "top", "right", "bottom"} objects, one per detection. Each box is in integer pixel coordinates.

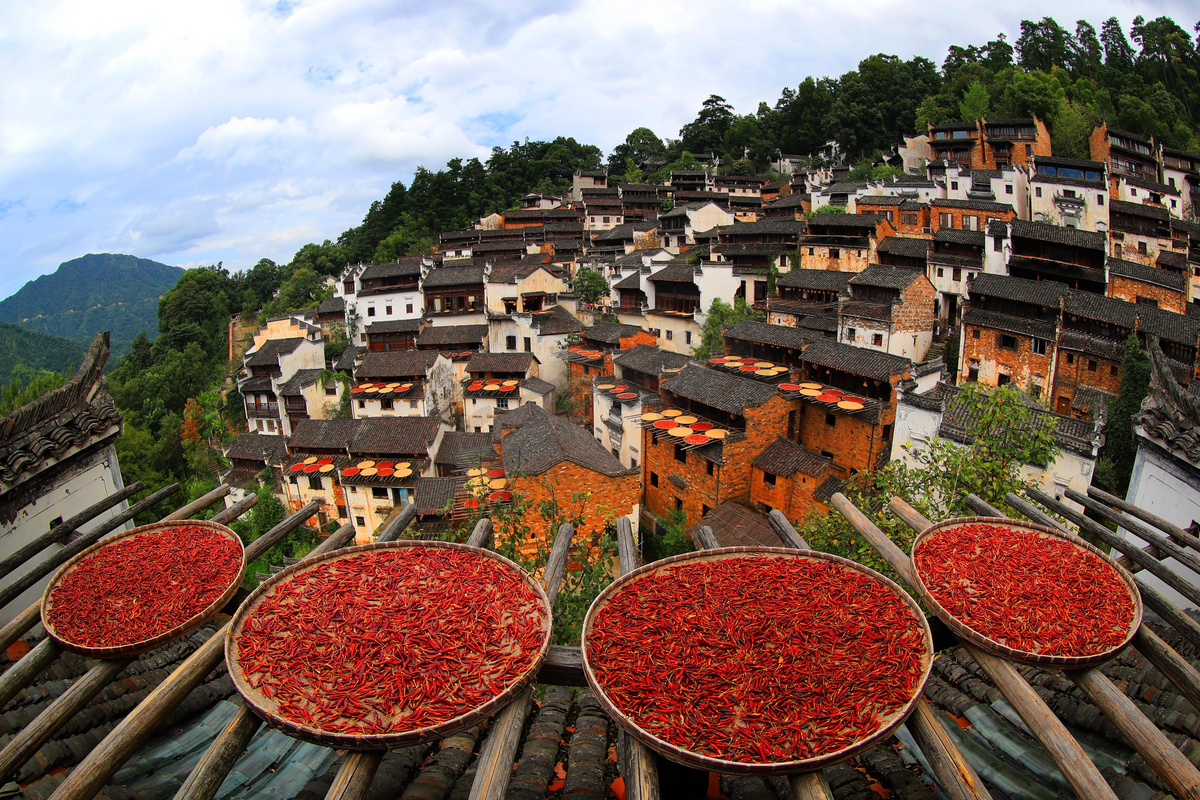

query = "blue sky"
[{"left": 0, "top": 0, "right": 1194, "bottom": 299}]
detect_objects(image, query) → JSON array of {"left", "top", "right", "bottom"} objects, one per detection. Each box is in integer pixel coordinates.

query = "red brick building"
[
  {"left": 929, "top": 117, "right": 1050, "bottom": 170},
  {"left": 798, "top": 214, "right": 896, "bottom": 273},
  {"left": 749, "top": 437, "right": 835, "bottom": 519},
  {"left": 1107, "top": 258, "right": 1188, "bottom": 314}
]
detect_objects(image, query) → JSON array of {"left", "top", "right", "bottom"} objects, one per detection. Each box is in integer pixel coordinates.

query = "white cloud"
[{"left": 0, "top": 0, "right": 1195, "bottom": 300}]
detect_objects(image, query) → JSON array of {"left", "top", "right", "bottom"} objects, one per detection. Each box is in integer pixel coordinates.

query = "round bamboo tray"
[
  {"left": 226, "top": 540, "right": 552, "bottom": 751},
  {"left": 581, "top": 547, "right": 933, "bottom": 775},
  {"left": 42, "top": 520, "right": 245, "bottom": 659},
  {"left": 910, "top": 516, "right": 1142, "bottom": 669}
]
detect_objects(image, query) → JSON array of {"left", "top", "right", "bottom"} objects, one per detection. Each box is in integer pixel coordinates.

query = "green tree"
[
  {"left": 572, "top": 267, "right": 609, "bottom": 305},
  {"left": 808, "top": 204, "right": 847, "bottom": 217},
  {"left": 679, "top": 95, "right": 735, "bottom": 157},
  {"left": 693, "top": 298, "right": 760, "bottom": 360},
  {"left": 264, "top": 267, "right": 328, "bottom": 317},
  {"left": 1095, "top": 335, "right": 1151, "bottom": 496},
  {"left": 643, "top": 507, "right": 692, "bottom": 562},
  {"left": 958, "top": 81, "right": 991, "bottom": 120},
  {"left": 607, "top": 127, "right": 668, "bottom": 175},
  {"left": 0, "top": 367, "right": 66, "bottom": 416}
]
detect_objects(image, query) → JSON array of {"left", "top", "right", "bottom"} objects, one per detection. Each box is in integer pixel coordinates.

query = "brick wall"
[
  {"left": 748, "top": 467, "right": 828, "bottom": 520},
  {"left": 896, "top": 278, "right": 937, "bottom": 334},
  {"left": 801, "top": 246, "right": 871, "bottom": 273},
  {"left": 1108, "top": 275, "right": 1187, "bottom": 314},
  {"left": 930, "top": 205, "right": 1015, "bottom": 234},
  {"left": 619, "top": 330, "right": 659, "bottom": 350},
  {"left": 960, "top": 325, "right": 1054, "bottom": 392},
  {"left": 1051, "top": 350, "right": 1122, "bottom": 415},
  {"left": 795, "top": 403, "right": 885, "bottom": 478},
  {"left": 505, "top": 462, "right": 640, "bottom": 560},
  {"left": 1111, "top": 233, "right": 1169, "bottom": 267}
]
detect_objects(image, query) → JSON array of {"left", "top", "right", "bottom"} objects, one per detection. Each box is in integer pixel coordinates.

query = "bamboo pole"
[
  {"left": 0, "top": 603, "right": 43, "bottom": 658},
  {"left": 1025, "top": 487, "right": 1200, "bottom": 608},
  {"left": 210, "top": 495, "right": 258, "bottom": 526},
  {"left": 1087, "top": 485, "right": 1200, "bottom": 554},
  {"left": 836, "top": 494, "right": 1113, "bottom": 800},
  {"left": 47, "top": 517, "right": 356, "bottom": 800},
  {"left": 963, "top": 494, "right": 1004, "bottom": 518},
  {"left": 375, "top": 504, "right": 418, "bottom": 543},
  {"left": 1001, "top": 493, "right": 1062, "bottom": 531},
  {"left": 0, "top": 638, "right": 61, "bottom": 708},
  {"left": 889, "top": 496, "right": 1200, "bottom": 800},
  {"left": 0, "top": 482, "right": 144, "bottom": 581},
  {"left": 172, "top": 706, "right": 262, "bottom": 800},
  {"left": 615, "top": 517, "right": 659, "bottom": 800},
  {"left": 468, "top": 522, "right": 577, "bottom": 800},
  {"left": 1065, "top": 488, "right": 1200, "bottom": 576},
  {"left": 767, "top": 509, "right": 810, "bottom": 549},
  {"left": 0, "top": 483, "right": 181, "bottom": 613},
  {"left": 324, "top": 752, "right": 385, "bottom": 800},
  {"left": 162, "top": 484, "right": 232, "bottom": 521}
]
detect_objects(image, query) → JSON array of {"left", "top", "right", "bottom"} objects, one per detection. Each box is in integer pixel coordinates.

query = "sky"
[{"left": 0, "top": 0, "right": 1195, "bottom": 299}]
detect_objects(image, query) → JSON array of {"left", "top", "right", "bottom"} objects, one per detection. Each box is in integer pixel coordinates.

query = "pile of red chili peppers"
[
  {"left": 236, "top": 548, "right": 547, "bottom": 736},
  {"left": 914, "top": 523, "right": 1134, "bottom": 656},
  {"left": 586, "top": 555, "right": 926, "bottom": 764},
  {"left": 48, "top": 525, "right": 242, "bottom": 648}
]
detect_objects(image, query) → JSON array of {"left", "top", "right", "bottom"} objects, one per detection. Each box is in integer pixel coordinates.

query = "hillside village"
[{"left": 223, "top": 117, "right": 1200, "bottom": 555}]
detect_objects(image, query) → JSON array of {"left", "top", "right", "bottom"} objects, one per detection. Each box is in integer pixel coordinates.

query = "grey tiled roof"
[
  {"left": 647, "top": 263, "right": 700, "bottom": 283},
  {"left": 522, "top": 376, "right": 556, "bottom": 395},
  {"left": 333, "top": 345, "right": 361, "bottom": 373},
  {"left": 613, "top": 344, "right": 691, "bottom": 376},
  {"left": 850, "top": 265, "right": 924, "bottom": 290},
  {"left": 361, "top": 259, "right": 423, "bottom": 280},
  {"left": 931, "top": 198, "right": 1015, "bottom": 214},
  {"left": 466, "top": 352, "right": 537, "bottom": 374},
  {"left": 876, "top": 237, "right": 931, "bottom": 258},
  {"left": 414, "top": 476, "right": 467, "bottom": 514},
  {"left": 496, "top": 403, "right": 632, "bottom": 477},
  {"left": 612, "top": 272, "right": 641, "bottom": 290},
  {"left": 813, "top": 475, "right": 845, "bottom": 503},
  {"left": 1067, "top": 293, "right": 1200, "bottom": 346},
  {"left": 1010, "top": 220, "right": 1105, "bottom": 251},
  {"left": 662, "top": 364, "right": 779, "bottom": 415},
  {"left": 356, "top": 350, "right": 441, "bottom": 379},
  {"left": 805, "top": 213, "right": 885, "bottom": 229},
  {"left": 585, "top": 321, "right": 644, "bottom": 344},
  {"left": 415, "top": 324, "right": 489, "bottom": 347},
  {"left": 723, "top": 320, "right": 814, "bottom": 351},
  {"left": 487, "top": 263, "right": 547, "bottom": 284},
  {"left": 435, "top": 431, "right": 496, "bottom": 468},
  {"left": 752, "top": 437, "right": 831, "bottom": 477},
  {"left": 719, "top": 218, "right": 807, "bottom": 236},
  {"left": 1110, "top": 199, "right": 1171, "bottom": 221},
  {"left": 776, "top": 269, "right": 852, "bottom": 292},
  {"left": 288, "top": 417, "right": 440, "bottom": 455},
  {"left": 366, "top": 319, "right": 423, "bottom": 334},
  {"left": 277, "top": 368, "right": 325, "bottom": 396},
  {"left": 933, "top": 228, "right": 985, "bottom": 247},
  {"left": 688, "top": 502, "right": 782, "bottom": 548},
  {"left": 422, "top": 264, "right": 486, "bottom": 288},
  {"left": 223, "top": 432, "right": 290, "bottom": 463},
  {"left": 961, "top": 308, "right": 1057, "bottom": 339},
  {"left": 317, "top": 296, "right": 345, "bottom": 315},
  {"left": 799, "top": 340, "right": 911, "bottom": 381},
  {"left": 1058, "top": 330, "right": 1126, "bottom": 360},
  {"left": 969, "top": 273, "right": 1068, "bottom": 308},
  {"left": 1108, "top": 258, "right": 1187, "bottom": 292},
  {"left": 245, "top": 338, "right": 305, "bottom": 367},
  {"left": 530, "top": 306, "right": 586, "bottom": 336}
]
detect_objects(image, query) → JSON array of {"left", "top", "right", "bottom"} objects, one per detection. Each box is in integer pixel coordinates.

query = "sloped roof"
[
  {"left": 277, "top": 368, "right": 325, "bottom": 396},
  {"left": 876, "top": 237, "right": 931, "bottom": 258},
  {"left": 968, "top": 273, "right": 1068, "bottom": 308},
  {"left": 662, "top": 364, "right": 779, "bottom": 415},
  {"left": 1108, "top": 258, "right": 1187, "bottom": 292},
  {"left": 584, "top": 321, "right": 644, "bottom": 344},
  {"left": 719, "top": 217, "right": 807, "bottom": 235},
  {"left": 776, "top": 269, "right": 852, "bottom": 292},
  {"left": 647, "top": 263, "right": 699, "bottom": 283},
  {"left": 612, "top": 272, "right": 642, "bottom": 290},
  {"left": 805, "top": 213, "right": 885, "bottom": 228},
  {"left": 800, "top": 340, "right": 911, "bottom": 381},
  {"left": 423, "top": 263, "right": 486, "bottom": 288},
  {"left": 522, "top": 376, "right": 556, "bottom": 395},
  {"left": 224, "top": 432, "right": 290, "bottom": 463},
  {"left": 723, "top": 320, "right": 813, "bottom": 351},
  {"left": 289, "top": 417, "right": 440, "bottom": 455},
  {"left": 495, "top": 403, "right": 632, "bottom": 477},
  {"left": 416, "top": 324, "right": 489, "bottom": 347},
  {"left": 530, "top": 306, "right": 586, "bottom": 336},
  {"left": 850, "top": 265, "right": 924, "bottom": 290},
  {"left": 414, "top": 476, "right": 467, "bottom": 515},
  {"left": 356, "top": 350, "right": 441, "bottom": 379},
  {"left": 317, "top": 296, "right": 345, "bottom": 315},
  {"left": 361, "top": 259, "right": 422, "bottom": 280},
  {"left": 688, "top": 502, "right": 782, "bottom": 548},
  {"left": 933, "top": 228, "right": 985, "bottom": 247},
  {"left": 1010, "top": 220, "right": 1105, "bottom": 251},
  {"left": 366, "top": 319, "right": 423, "bottom": 334},
  {"left": 466, "top": 352, "right": 537, "bottom": 374},
  {"left": 245, "top": 338, "right": 305, "bottom": 367},
  {"left": 435, "top": 431, "right": 496, "bottom": 469},
  {"left": 1110, "top": 199, "right": 1171, "bottom": 221},
  {"left": 752, "top": 437, "right": 831, "bottom": 477},
  {"left": 333, "top": 345, "right": 361, "bottom": 373},
  {"left": 487, "top": 263, "right": 547, "bottom": 284},
  {"left": 930, "top": 198, "right": 1015, "bottom": 214},
  {"left": 613, "top": 344, "right": 691, "bottom": 376}
]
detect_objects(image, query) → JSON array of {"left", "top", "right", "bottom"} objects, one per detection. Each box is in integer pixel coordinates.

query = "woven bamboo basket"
[
  {"left": 581, "top": 546, "right": 934, "bottom": 775},
  {"left": 225, "top": 540, "right": 552, "bottom": 751},
  {"left": 42, "top": 519, "right": 245, "bottom": 659},
  {"left": 910, "top": 516, "right": 1143, "bottom": 669}
]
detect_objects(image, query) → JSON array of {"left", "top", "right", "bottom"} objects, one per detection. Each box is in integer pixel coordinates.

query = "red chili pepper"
[{"left": 913, "top": 523, "right": 1134, "bottom": 657}]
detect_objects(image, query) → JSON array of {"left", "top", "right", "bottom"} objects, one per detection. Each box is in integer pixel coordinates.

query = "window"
[
  {"left": 357, "top": 400, "right": 365, "bottom": 409},
  {"left": 506, "top": 335, "right": 517, "bottom": 350},
  {"left": 825, "top": 413, "right": 836, "bottom": 427},
  {"left": 901, "top": 213, "right": 918, "bottom": 225},
  {"left": 1029, "top": 384, "right": 1041, "bottom": 399},
  {"left": 406, "top": 303, "right": 413, "bottom": 314},
  {"left": 1032, "top": 338, "right": 1047, "bottom": 355},
  {"left": 821, "top": 450, "right": 835, "bottom": 461},
  {"left": 1138, "top": 241, "right": 1148, "bottom": 255},
  {"left": 952, "top": 268, "right": 961, "bottom": 282},
  {"left": 523, "top": 337, "right": 531, "bottom": 351},
  {"left": 372, "top": 487, "right": 389, "bottom": 499},
  {"left": 993, "top": 236, "right": 1003, "bottom": 252},
  {"left": 1087, "top": 360, "right": 1098, "bottom": 372},
  {"left": 1035, "top": 186, "right": 1043, "bottom": 198},
  {"left": 1136, "top": 296, "right": 1159, "bottom": 307},
  {"left": 962, "top": 215, "right": 979, "bottom": 231},
  {"left": 496, "top": 398, "right": 510, "bottom": 409},
  {"left": 674, "top": 444, "right": 687, "bottom": 463},
  {"left": 872, "top": 333, "right": 883, "bottom": 346},
  {"left": 998, "top": 334, "right": 1018, "bottom": 350},
  {"left": 650, "top": 472, "right": 659, "bottom": 487},
  {"left": 355, "top": 516, "right": 366, "bottom": 527},
  {"left": 808, "top": 247, "right": 815, "bottom": 255},
  {"left": 951, "top": 181, "right": 959, "bottom": 191},
  {"left": 846, "top": 327, "right": 856, "bottom": 341},
  {"left": 706, "top": 461, "right": 714, "bottom": 476},
  {"left": 385, "top": 305, "right": 392, "bottom": 315},
  {"left": 1097, "top": 195, "right": 1104, "bottom": 206},
  {"left": 1114, "top": 243, "right": 1122, "bottom": 258},
  {"left": 325, "top": 384, "right": 336, "bottom": 396},
  {"left": 763, "top": 471, "right": 777, "bottom": 487},
  {"left": 937, "top": 268, "right": 944, "bottom": 278},
  {"left": 685, "top": 331, "right": 692, "bottom": 345},
  {"left": 1066, "top": 353, "right": 1075, "bottom": 364},
  {"left": 972, "top": 329, "right": 980, "bottom": 339},
  {"left": 1130, "top": 188, "right": 1138, "bottom": 197},
  {"left": 666, "top": 330, "right": 673, "bottom": 341},
  {"left": 702, "top": 504, "right": 711, "bottom": 516},
  {"left": 1005, "top": 184, "right": 1013, "bottom": 194},
  {"left": 1111, "top": 364, "right": 1119, "bottom": 377},
  {"left": 829, "top": 248, "right": 840, "bottom": 259},
  {"left": 997, "top": 373, "right": 1011, "bottom": 386},
  {"left": 939, "top": 212, "right": 953, "bottom": 228},
  {"left": 367, "top": 306, "right": 376, "bottom": 317},
  {"left": 380, "top": 398, "right": 393, "bottom": 410},
  {"left": 967, "top": 360, "right": 979, "bottom": 381},
  {"left": 675, "top": 497, "right": 684, "bottom": 511}
]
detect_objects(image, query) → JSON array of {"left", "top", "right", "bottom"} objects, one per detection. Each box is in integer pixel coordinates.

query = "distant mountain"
[
  {"left": 0, "top": 254, "right": 184, "bottom": 361},
  {"left": 0, "top": 321, "right": 89, "bottom": 385}
]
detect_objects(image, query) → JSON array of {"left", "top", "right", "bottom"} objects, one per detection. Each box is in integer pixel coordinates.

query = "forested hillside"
[
  {"left": 0, "top": 254, "right": 184, "bottom": 359},
  {"left": 0, "top": 321, "right": 87, "bottom": 385}
]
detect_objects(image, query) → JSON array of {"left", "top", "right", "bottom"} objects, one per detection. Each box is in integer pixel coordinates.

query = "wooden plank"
[
  {"left": 0, "top": 482, "right": 144, "bottom": 580},
  {"left": 324, "top": 751, "right": 384, "bottom": 800},
  {"left": 0, "top": 602, "right": 43, "bottom": 658},
  {"left": 46, "top": 519, "right": 359, "bottom": 800},
  {"left": 1068, "top": 669, "right": 1200, "bottom": 799},
  {"left": 1087, "top": 485, "right": 1200, "bottom": 554},
  {"left": 468, "top": 522, "right": 578, "bottom": 800},
  {"left": 162, "top": 484, "right": 232, "bottom": 521},
  {"left": 0, "top": 638, "right": 61, "bottom": 708},
  {"left": 1065, "top": 488, "right": 1200, "bottom": 576},
  {"left": 1001, "top": 493, "right": 1063, "bottom": 531},
  {"left": 615, "top": 517, "right": 659, "bottom": 800},
  {"left": 466, "top": 518, "right": 493, "bottom": 549},
  {"left": 963, "top": 494, "right": 1004, "bottom": 518},
  {"left": 0, "top": 482, "right": 181, "bottom": 613},
  {"left": 172, "top": 705, "right": 262, "bottom": 800},
  {"left": 375, "top": 505, "right": 418, "bottom": 543},
  {"left": 1025, "top": 487, "right": 1200, "bottom": 608},
  {"left": 537, "top": 646, "right": 585, "bottom": 687}
]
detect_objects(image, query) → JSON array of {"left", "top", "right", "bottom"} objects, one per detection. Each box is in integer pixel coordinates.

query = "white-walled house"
[
  {"left": 488, "top": 305, "right": 584, "bottom": 388},
  {"left": 337, "top": 260, "right": 426, "bottom": 346},
  {"left": 461, "top": 352, "right": 550, "bottom": 433},
  {"left": 239, "top": 330, "right": 326, "bottom": 436},
  {"left": 350, "top": 350, "right": 455, "bottom": 424}
]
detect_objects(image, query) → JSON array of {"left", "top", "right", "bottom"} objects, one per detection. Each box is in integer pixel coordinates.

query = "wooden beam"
[
  {"left": 0, "top": 603, "right": 45, "bottom": 666},
  {"left": 162, "top": 484, "right": 232, "bottom": 521},
  {"left": 0, "top": 482, "right": 181, "bottom": 613},
  {"left": 244, "top": 501, "right": 320, "bottom": 562},
  {"left": 1001, "top": 493, "right": 1063, "bottom": 531},
  {"left": 375, "top": 504, "right": 418, "bottom": 543},
  {"left": 767, "top": 509, "right": 810, "bottom": 549},
  {"left": 0, "top": 638, "right": 61, "bottom": 708},
  {"left": 324, "top": 752, "right": 384, "bottom": 800},
  {"left": 172, "top": 705, "right": 262, "bottom": 800},
  {"left": 537, "top": 646, "right": 585, "bottom": 687},
  {"left": 466, "top": 518, "right": 493, "bottom": 549},
  {"left": 615, "top": 517, "right": 659, "bottom": 800},
  {"left": 0, "top": 482, "right": 144, "bottom": 581},
  {"left": 1065, "top": 488, "right": 1200, "bottom": 576},
  {"left": 1087, "top": 485, "right": 1200, "bottom": 554},
  {"left": 963, "top": 494, "right": 1004, "bottom": 518},
  {"left": 210, "top": 495, "right": 258, "bottom": 526}
]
